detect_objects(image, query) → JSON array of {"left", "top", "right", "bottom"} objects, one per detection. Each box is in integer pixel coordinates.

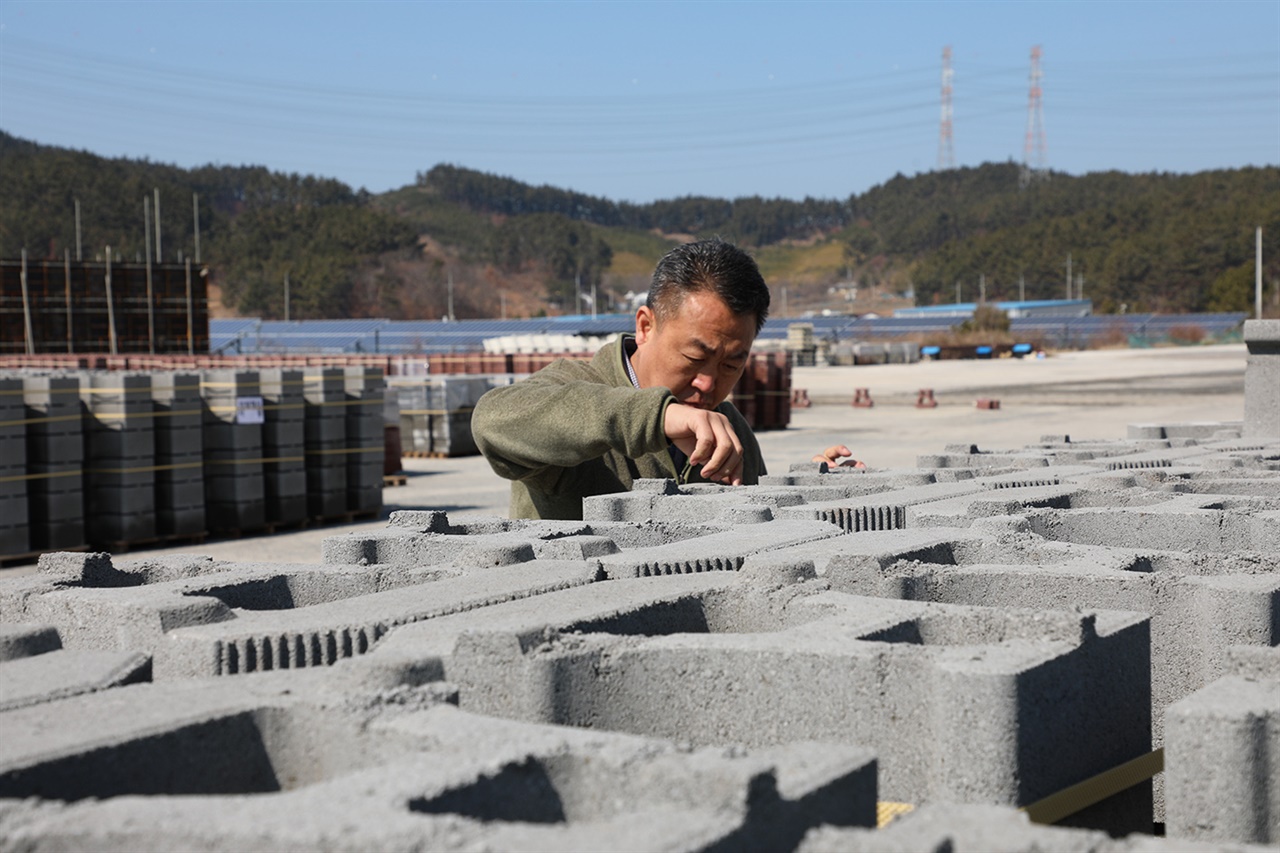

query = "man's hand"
[
  {"left": 663, "top": 403, "right": 745, "bottom": 485},
  {"left": 812, "top": 444, "right": 866, "bottom": 469}
]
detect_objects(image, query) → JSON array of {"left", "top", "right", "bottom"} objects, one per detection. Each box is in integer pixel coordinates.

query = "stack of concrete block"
[
  {"left": 391, "top": 377, "right": 430, "bottom": 453},
  {"left": 303, "top": 367, "right": 348, "bottom": 519},
  {"left": 201, "top": 370, "right": 266, "bottom": 533},
  {"left": 259, "top": 368, "right": 308, "bottom": 527},
  {"left": 151, "top": 373, "right": 206, "bottom": 538},
  {"left": 22, "top": 375, "right": 85, "bottom": 550},
  {"left": 80, "top": 372, "right": 157, "bottom": 545},
  {"left": 0, "top": 377, "right": 28, "bottom": 556},
  {"left": 428, "top": 375, "right": 490, "bottom": 457},
  {"left": 391, "top": 375, "right": 497, "bottom": 457},
  {"left": 344, "top": 366, "right": 384, "bottom": 514}
]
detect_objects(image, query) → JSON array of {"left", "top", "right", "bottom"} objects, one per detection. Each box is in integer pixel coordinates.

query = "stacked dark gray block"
[
  {"left": 0, "top": 378, "right": 28, "bottom": 557},
  {"left": 345, "top": 366, "right": 383, "bottom": 514},
  {"left": 201, "top": 370, "right": 266, "bottom": 533},
  {"left": 304, "top": 368, "right": 348, "bottom": 519},
  {"left": 80, "top": 372, "right": 156, "bottom": 545},
  {"left": 151, "top": 373, "right": 206, "bottom": 537},
  {"left": 259, "top": 368, "right": 308, "bottom": 527},
  {"left": 22, "top": 376, "right": 85, "bottom": 551}
]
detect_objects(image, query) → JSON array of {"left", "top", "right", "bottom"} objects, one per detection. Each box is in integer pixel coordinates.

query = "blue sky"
[{"left": 2, "top": 0, "right": 1277, "bottom": 202}]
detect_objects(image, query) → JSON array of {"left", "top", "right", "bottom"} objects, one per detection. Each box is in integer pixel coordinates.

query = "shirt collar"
[{"left": 621, "top": 336, "right": 640, "bottom": 389}]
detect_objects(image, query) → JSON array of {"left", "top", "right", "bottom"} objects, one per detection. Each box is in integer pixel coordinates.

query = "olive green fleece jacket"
[{"left": 472, "top": 335, "right": 766, "bottom": 520}]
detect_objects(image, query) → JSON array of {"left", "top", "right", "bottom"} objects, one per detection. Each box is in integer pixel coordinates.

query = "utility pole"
[
  {"left": 1065, "top": 253, "right": 1072, "bottom": 300},
  {"left": 1076, "top": 273, "right": 1085, "bottom": 301},
  {"left": 284, "top": 271, "right": 290, "bottom": 321},
  {"left": 500, "top": 291, "right": 506, "bottom": 320},
  {"left": 955, "top": 281, "right": 961, "bottom": 304},
  {"left": 192, "top": 193, "right": 202, "bottom": 263},
  {"left": 185, "top": 257, "right": 194, "bottom": 355},
  {"left": 74, "top": 199, "right": 82, "bottom": 261},
  {"left": 591, "top": 279, "right": 598, "bottom": 319},
  {"left": 979, "top": 273, "right": 986, "bottom": 304},
  {"left": 447, "top": 269, "right": 455, "bottom": 321},
  {"left": 143, "top": 197, "right": 156, "bottom": 354},
  {"left": 105, "top": 246, "right": 118, "bottom": 355},
  {"left": 1258, "top": 226, "right": 1264, "bottom": 320},
  {"left": 19, "top": 250, "right": 34, "bottom": 355},
  {"left": 153, "top": 188, "right": 162, "bottom": 263},
  {"left": 64, "top": 249, "right": 73, "bottom": 353},
  {"left": 1019, "top": 274, "right": 1026, "bottom": 302}
]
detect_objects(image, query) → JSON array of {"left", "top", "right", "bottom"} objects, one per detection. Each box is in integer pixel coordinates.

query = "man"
[{"left": 473, "top": 238, "right": 858, "bottom": 520}]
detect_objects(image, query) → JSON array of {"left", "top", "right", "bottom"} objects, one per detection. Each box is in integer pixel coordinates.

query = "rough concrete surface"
[{"left": 1, "top": 343, "right": 1277, "bottom": 852}]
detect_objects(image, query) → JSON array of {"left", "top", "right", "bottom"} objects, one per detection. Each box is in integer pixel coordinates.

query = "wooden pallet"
[{"left": 383, "top": 473, "right": 407, "bottom": 487}]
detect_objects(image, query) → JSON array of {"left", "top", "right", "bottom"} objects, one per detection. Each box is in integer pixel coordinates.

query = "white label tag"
[{"left": 235, "top": 396, "right": 264, "bottom": 425}]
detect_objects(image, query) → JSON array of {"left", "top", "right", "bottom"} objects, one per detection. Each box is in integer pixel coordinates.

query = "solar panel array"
[{"left": 210, "top": 312, "right": 1248, "bottom": 355}]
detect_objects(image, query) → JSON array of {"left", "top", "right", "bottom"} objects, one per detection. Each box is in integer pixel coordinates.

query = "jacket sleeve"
[{"left": 473, "top": 360, "right": 674, "bottom": 484}]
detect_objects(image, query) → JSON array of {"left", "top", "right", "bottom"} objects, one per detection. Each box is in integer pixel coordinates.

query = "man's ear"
[{"left": 635, "top": 305, "right": 656, "bottom": 345}]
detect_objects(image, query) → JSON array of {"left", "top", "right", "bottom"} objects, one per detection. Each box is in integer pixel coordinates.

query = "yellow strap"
[
  {"left": 0, "top": 413, "right": 83, "bottom": 427},
  {"left": 399, "top": 407, "right": 475, "bottom": 416},
  {"left": 876, "top": 748, "right": 1165, "bottom": 831},
  {"left": 877, "top": 801, "right": 915, "bottom": 828},
  {"left": 305, "top": 446, "right": 383, "bottom": 456},
  {"left": 87, "top": 461, "right": 204, "bottom": 475},
  {"left": 206, "top": 456, "right": 305, "bottom": 465},
  {"left": 1022, "top": 748, "right": 1164, "bottom": 825},
  {"left": 0, "top": 468, "right": 83, "bottom": 484},
  {"left": 91, "top": 408, "right": 203, "bottom": 422}
]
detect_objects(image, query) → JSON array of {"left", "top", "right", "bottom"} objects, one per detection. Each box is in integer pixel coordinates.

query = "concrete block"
[
  {"left": 0, "top": 691, "right": 874, "bottom": 851},
  {"left": 375, "top": 575, "right": 1153, "bottom": 834},
  {"left": 1165, "top": 653, "right": 1280, "bottom": 845},
  {"left": 1244, "top": 319, "right": 1280, "bottom": 440}
]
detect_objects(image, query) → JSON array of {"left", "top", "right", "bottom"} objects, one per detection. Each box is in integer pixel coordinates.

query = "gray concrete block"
[
  {"left": 1165, "top": 665, "right": 1280, "bottom": 844},
  {"left": 1244, "top": 319, "right": 1280, "bottom": 440},
  {"left": 0, "top": 691, "right": 874, "bottom": 851}
]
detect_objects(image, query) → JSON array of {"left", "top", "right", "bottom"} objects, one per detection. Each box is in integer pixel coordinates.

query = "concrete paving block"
[
  {"left": 0, "top": 688, "right": 874, "bottom": 852},
  {"left": 373, "top": 573, "right": 1152, "bottom": 834}
]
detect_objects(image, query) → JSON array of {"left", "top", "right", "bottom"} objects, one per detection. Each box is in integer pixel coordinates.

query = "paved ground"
[{"left": 1, "top": 344, "right": 1247, "bottom": 572}]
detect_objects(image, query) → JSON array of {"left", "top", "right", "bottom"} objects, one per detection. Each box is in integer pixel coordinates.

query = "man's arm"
[
  {"left": 473, "top": 362, "right": 674, "bottom": 484},
  {"left": 812, "top": 445, "right": 867, "bottom": 469}
]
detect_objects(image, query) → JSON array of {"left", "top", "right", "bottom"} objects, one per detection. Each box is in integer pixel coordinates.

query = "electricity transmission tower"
[
  {"left": 1020, "top": 45, "right": 1048, "bottom": 187},
  {"left": 938, "top": 46, "right": 955, "bottom": 170}
]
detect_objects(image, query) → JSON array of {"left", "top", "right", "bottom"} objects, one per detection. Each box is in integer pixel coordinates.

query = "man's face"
[{"left": 632, "top": 289, "right": 757, "bottom": 410}]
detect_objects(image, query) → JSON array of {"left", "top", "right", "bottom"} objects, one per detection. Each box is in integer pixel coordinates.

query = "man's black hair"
[{"left": 647, "top": 238, "right": 771, "bottom": 334}]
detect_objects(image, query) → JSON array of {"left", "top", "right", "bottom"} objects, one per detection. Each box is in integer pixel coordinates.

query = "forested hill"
[{"left": 2, "top": 130, "right": 1276, "bottom": 320}]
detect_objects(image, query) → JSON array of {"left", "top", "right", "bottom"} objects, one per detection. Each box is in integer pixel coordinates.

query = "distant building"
[{"left": 894, "top": 299, "right": 1092, "bottom": 320}]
